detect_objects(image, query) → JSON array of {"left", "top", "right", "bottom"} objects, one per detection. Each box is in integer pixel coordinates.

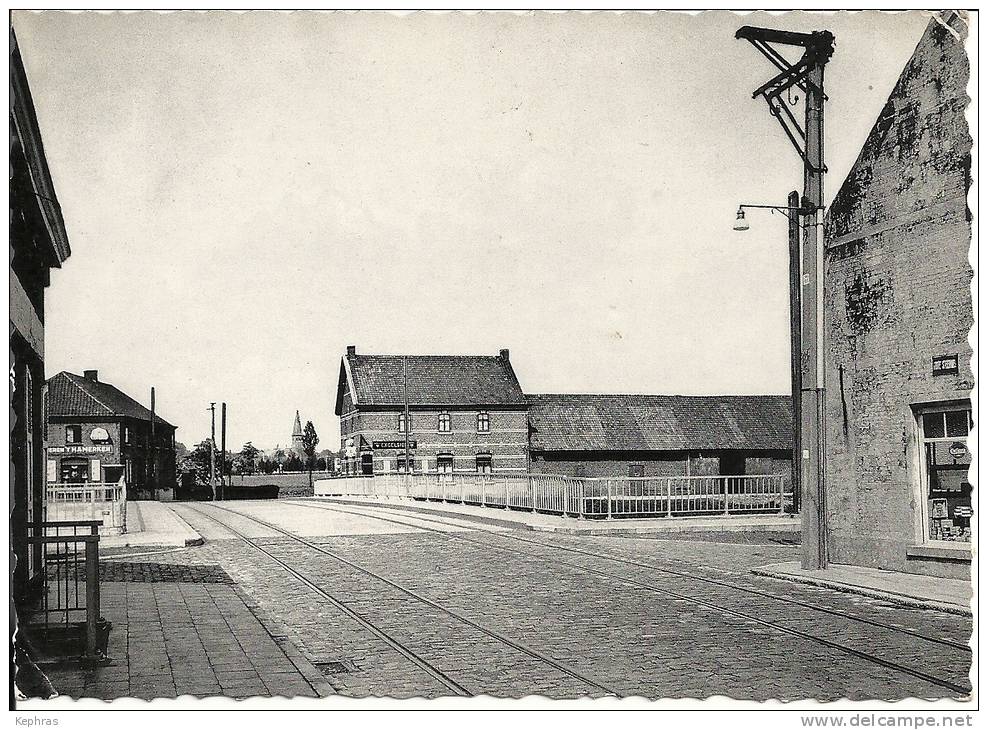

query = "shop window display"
[{"left": 920, "top": 406, "right": 972, "bottom": 543}]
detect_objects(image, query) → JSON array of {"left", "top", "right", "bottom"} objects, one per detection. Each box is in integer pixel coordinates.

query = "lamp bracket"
[{"left": 738, "top": 203, "right": 814, "bottom": 223}]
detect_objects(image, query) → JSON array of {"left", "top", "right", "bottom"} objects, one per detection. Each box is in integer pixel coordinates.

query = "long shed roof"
[{"left": 527, "top": 393, "right": 792, "bottom": 452}]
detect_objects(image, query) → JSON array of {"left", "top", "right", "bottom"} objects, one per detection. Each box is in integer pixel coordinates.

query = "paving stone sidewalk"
[{"left": 40, "top": 562, "right": 333, "bottom": 701}]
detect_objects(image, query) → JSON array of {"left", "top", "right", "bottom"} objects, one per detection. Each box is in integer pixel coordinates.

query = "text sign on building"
[
  {"left": 48, "top": 444, "right": 113, "bottom": 455},
  {"left": 372, "top": 440, "right": 417, "bottom": 450},
  {"left": 932, "top": 354, "right": 959, "bottom": 376}
]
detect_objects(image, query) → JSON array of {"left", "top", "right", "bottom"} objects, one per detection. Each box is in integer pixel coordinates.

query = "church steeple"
[{"left": 291, "top": 410, "right": 305, "bottom": 454}]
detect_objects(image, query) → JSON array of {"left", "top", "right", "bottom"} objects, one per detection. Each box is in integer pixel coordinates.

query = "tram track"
[
  {"left": 289, "top": 498, "right": 970, "bottom": 650},
  {"left": 179, "top": 501, "right": 621, "bottom": 698},
  {"left": 285, "top": 498, "right": 972, "bottom": 697}
]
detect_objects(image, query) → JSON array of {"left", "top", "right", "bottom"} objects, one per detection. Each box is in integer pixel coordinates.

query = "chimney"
[
  {"left": 346, "top": 345, "right": 356, "bottom": 356},
  {"left": 83, "top": 370, "right": 98, "bottom": 381},
  {"left": 499, "top": 349, "right": 510, "bottom": 361}
]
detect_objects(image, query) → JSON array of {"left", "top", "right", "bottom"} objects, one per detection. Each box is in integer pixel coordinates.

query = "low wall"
[
  {"left": 46, "top": 500, "right": 126, "bottom": 536},
  {"left": 231, "top": 472, "right": 329, "bottom": 498}
]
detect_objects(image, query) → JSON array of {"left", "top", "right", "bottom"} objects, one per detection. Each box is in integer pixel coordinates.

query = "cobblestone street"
[{"left": 80, "top": 499, "right": 973, "bottom": 703}]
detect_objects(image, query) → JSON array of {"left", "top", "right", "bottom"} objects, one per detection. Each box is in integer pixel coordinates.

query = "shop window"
[
  {"left": 396, "top": 455, "right": 417, "bottom": 473},
  {"left": 65, "top": 425, "right": 82, "bottom": 444},
  {"left": 628, "top": 464, "right": 644, "bottom": 478},
  {"left": 60, "top": 458, "right": 89, "bottom": 484},
  {"left": 477, "top": 412, "right": 490, "bottom": 433},
  {"left": 476, "top": 454, "right": 492, "bottom": 475},
  {"left": 437, "top": 411, "right": 451, "bottom": 432},
  {"left": 919, "top": 405, "right": 972, "bottom": 543}
]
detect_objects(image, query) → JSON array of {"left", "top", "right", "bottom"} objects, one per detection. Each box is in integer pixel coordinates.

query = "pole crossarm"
[
  {"left": 736, "top": 26, "right": 834, "bottom": 173},
  {"left": 738, "top": 203, "right": 810, "bottom": 223}
]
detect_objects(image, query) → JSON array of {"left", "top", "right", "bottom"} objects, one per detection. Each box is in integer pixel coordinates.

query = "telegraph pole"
[
  {"left": 207, "top": 402, "right": 217, "bottom": 500},
  {"left": 220, "top": 402, "right": 227, "bottom": 501},
  {"left": 736, "top": 26, "right": 834, "bottom": 569},
  {"left": 150, "top": 386, "right": 156, "bottom": 501},
  {"left": 403, "top": 357, "right": 411, "bottom": 474},
  {"left": 787, "top": 190, "right": 802, "bottom": 515}
]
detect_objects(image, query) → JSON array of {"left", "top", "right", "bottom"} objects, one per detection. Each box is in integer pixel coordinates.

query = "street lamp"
[
  {"left": 732, "top": 192, "right": 807, "bottom": 517},
  {"left": 733, "top": 202, "right": 810, "bottom": 231}
]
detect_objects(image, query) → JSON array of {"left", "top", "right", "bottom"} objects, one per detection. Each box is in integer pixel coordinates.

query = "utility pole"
[
  {"left": 787, "top": 190, "right": 802, "bottom": 516},
  {"left": 403, "top": 356, "right": 411, "bottom": 474},
  {"left": 150, "top": 386, "right": 156, "bottom": 501},
  {"left": 207, "top": 402, "right": 217, "bottom": 500},
  {"left": 736, "top": 25, "right": 834, "bottom": 569},
  {"left": 220, "top": 402, "right": 227, "bottom": 501}
]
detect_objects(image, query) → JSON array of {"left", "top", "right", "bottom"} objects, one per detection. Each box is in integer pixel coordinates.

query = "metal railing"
[
  {"left": 45, "top": 482, "right": 127, "bottom": 534},
  {"left": 315, "top": 472, "right": 792, "bottom": 519},
  {"left": 23, "top": 520, "right": 105, "bottom": 666}
]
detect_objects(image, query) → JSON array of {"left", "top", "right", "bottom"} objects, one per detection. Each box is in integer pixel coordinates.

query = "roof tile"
[
  {"left": 346, "top": 353, "right": 526, "bottom": 407},
  {"left": 45, "top": 372, "right": 175, "bottom": 429},
  {"left": 528, "top": 394, "right": 792, "bottom": 451}
]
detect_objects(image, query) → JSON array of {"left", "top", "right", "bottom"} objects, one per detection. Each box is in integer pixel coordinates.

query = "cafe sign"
[
  {"left": 48, "top": 445, "right": 112, "bottom": 455},
  {"left": 372, "top": 440, "right": 417, "bottom": 450}
]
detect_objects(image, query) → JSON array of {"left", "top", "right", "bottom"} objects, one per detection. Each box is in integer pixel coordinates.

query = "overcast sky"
[{"left": 13, "top": 10, "right": 934, "bottom": 449}]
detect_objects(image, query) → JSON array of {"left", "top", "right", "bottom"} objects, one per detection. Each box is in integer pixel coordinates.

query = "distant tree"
[
  {"left": 238, "top": 442, "right": 260, "bottom": 475},
  {"left": 273, "top": 448, "right": 286, "bottom": 471},
  {"left": 284, "top": 453, "right": 304, "bottom": 472},
  {"left": 174, "top": 441, "right": 189, "bottom": 462},
  {"left": 315, "top": 457, "right": 327, "bottom": 471},
  {"left": 181, "top": 440, "right": 213, "bottom": 485},
  {"left": 302, "top": 421, "right": 320, "bottom": 487},
  {"left": 258, "top": 457, "right": 275, "bottom": 475}
]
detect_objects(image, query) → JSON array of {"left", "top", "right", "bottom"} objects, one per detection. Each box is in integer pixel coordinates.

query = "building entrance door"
[
  {"left": 437, "top": 455, "right": 454, "bottom": 482},
  {"left": 104, "top": 465, "right": 125, "bottom": 484}
]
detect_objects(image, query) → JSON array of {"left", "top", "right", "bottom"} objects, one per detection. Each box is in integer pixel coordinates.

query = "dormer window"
[
  {"left": 477, "top": 412, "right": 490, "bottom": 433},
  {"left": 437, "top": 411, "right": 451, "bottom": 432}
]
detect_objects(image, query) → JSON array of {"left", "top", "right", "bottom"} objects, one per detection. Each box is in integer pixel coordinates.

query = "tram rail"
[
  {"left": 179, "top": 502, "right": 620, "bottom": 698},
  {"left": 285, "top": 498, "right": 971, "bottom": 697}
]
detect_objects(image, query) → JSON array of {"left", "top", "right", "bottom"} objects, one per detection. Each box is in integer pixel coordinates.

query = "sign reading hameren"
[{"left": 48, "top": 445, "right": 113, "bottom": 454}]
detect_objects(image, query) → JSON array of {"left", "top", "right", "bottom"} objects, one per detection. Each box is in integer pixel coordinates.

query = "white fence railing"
[
  {"left": 46, "top": 482, "right": 127, "bottom": 535},
  {"left": 314, "top": 472, "right": 792, "bottom": 519}
]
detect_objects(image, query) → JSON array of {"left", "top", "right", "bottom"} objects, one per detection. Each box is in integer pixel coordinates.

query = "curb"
[
  {"left": 307, "top": 497, "right": 542, "bottom": 531},
  {"left": 750, "top": 567, "right": 973, "bottom": 616},
  {"left": 309, "top": 497, "right": 800, "bottom": 536},
  {"left": 231, "top": 585, "right": 335, "bottom": 698},
  {"left": 167, "top": 506, "right": 207, "bottom": 547}
]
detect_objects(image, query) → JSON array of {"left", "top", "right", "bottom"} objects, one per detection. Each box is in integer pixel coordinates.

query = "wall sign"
[
  {"left": 932, "top": 354, "right": 959, "bottom": 376},
  {"left": 48, "top": 444, "right": 113, "bottom": 455},
  {"left": 948, "top": 442, "right": 968, "bottom": 459},
  {"left": 372, "top": 440, "right": 417, "bottom": 450},
  {"left": 90, "top": 427, "right": 110, "bottom": 442}
]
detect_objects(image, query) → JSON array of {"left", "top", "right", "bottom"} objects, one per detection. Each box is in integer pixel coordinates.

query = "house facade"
[
  {"left": 46, "top": 370, "right": 178, "bottom": 500},
  {"left": 10, "top": 31, "right": 73, "bottom": 601},
  {"left": 335, "top": 346, "right": 529, "bottom": 476},
  {"left": 822, "top": 12, "right": 972, "bottom": 578},
  {"left": 528, "top": 394, "right": 792, "bottom": 491}
]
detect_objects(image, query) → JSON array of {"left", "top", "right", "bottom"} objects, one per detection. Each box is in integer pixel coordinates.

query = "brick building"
[
  {"left": 335, "top": 346, "right": 528, "bottom": 475},
  {"left": 46, "top": 370, "right": 178, "bottom": 500},
  {"left": 528, "top": 394, "right": 792, "bottom": 485},
  {"left": 10, "top": 31, "right": 73, "bottom": 600},
  {"left": 822, "top": 12, "right": 972, "bottom": 578}
]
